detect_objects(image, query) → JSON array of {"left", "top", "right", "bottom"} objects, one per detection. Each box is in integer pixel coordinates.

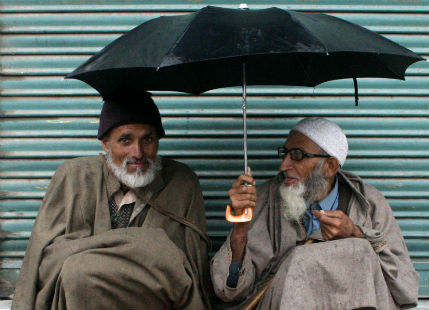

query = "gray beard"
[
  {"left": 105, "top": 149, "right": 162, "bottom": 189},
  {"left": 303, "top": 160, "right": 329, "bottom": 205},
  {"left": 280, "top": 182, "right": 307, "bottom": 222},
  {"left": 280, "top": 160, "right": 328, "bottom": 222}
]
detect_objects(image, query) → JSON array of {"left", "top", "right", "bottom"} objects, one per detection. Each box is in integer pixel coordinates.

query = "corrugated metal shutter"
[{"left": 1, "top": 0, "right": 428, "bottom": 299}]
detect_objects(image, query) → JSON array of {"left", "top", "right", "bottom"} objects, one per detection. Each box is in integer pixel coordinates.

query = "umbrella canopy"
[{"left": 67, "top": 5, "right": 424, "bottom": 98}]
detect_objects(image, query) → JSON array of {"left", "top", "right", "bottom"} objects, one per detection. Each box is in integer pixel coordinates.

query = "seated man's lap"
[
  {"left": 261, "top": 238, "right": 396, "bottom": 310},
  {"left": 37, "top": 228, "right": 201, "bottom": 310}
]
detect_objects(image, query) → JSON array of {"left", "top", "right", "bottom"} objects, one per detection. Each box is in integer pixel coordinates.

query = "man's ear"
[
  {"left": 324, "top": 157, "right": 339, "bottom": 178},
  {"left": 101, "top": 138, "right": 110, "bottom": 153}
]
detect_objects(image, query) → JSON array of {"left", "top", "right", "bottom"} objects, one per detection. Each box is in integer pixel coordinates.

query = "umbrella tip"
[{"left": 239, "top": 3, "right": 249, "bottom": 9}]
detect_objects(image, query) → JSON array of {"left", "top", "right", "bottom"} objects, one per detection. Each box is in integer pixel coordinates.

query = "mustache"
[
  {"left": 281, "top": 171, "right": 298, "bottom": 180},
  {"left": 124, "top": 157, "right": 149, "bottom": 165}
]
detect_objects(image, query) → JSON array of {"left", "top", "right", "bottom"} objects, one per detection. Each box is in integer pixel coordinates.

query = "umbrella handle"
[{"left": 225, "top": 205, "right": 253, "bottom": 222}]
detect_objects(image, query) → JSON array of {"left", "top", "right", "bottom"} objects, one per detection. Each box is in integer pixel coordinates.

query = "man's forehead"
[
  {"left": 111, "top": 123, "right": 157, "bottom": 136},
  {"left": 284, "top": 130, "right": 321, "bottom": 151}
]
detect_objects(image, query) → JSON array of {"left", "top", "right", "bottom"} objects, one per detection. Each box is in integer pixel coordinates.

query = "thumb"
[
  {"left": 247, "top": 166, "right": 256, "bottom": 185},
  {"left": 312, "top": 210, "right": 324, "bottom": 219}
]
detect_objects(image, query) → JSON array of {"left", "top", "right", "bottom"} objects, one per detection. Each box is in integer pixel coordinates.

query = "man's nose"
[
  {"left": 130, "top": 142, "right": 144, "bottom": 158},
  {"left": 279, "top": 153, "right": 293, "bottom": 171}
]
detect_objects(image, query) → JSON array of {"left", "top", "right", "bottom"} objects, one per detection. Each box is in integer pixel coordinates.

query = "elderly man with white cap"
[{"left": 211, "top": 117, "right": 419, "bottom": 310}]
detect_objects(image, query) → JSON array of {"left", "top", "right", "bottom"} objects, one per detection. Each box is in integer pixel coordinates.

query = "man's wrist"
[
  {"left": 352, "top": 225, "right": 364, "bottom": 238},
  {"left": 230, "top": 223, "right": 249, "bottom": 261}
]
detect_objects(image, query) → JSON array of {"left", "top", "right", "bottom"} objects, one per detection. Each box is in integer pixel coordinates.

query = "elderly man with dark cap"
[
  {"left": 211, "top": 117, "right": 419, "bottom": 310},
  {"left": 12, "top": 93, "right": 212, "bottom": 310}
]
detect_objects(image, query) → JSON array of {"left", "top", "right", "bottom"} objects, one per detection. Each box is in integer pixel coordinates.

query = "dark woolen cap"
[{"left": 97, "top": 92, "right": 165, "bottom": 140}]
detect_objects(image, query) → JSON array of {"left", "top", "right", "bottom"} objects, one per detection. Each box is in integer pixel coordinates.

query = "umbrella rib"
[
  {"left": 157, "top": 13, "right": 199, "bottom": 70},
  {"left": 374, "top": 53, "right": 405, "bottom": 80},
  {"left": 293, "top": 53, "right": 316, "bottom": 86},
  {"left": 290, "top": 12, "right": 330, "bottom": 56},
  {"left": 287, "top": 12, "right": 330, "bottom": 86}
]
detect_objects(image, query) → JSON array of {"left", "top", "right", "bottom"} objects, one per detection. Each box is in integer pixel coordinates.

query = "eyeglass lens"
[
  {"left": 279, "top": 147, "right": 304, "bottom": 161},
  {"left": 290, "top": 149, "right": 303, "bottom": 161}
]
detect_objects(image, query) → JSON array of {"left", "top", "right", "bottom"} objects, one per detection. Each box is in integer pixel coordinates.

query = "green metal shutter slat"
[
  {"left": 1, "top": 96, "right": 429, "bottom": 117},
  {"left": 0, "top": 200, "right": 41, "bottom": 214},
  {"left": 2, "top": 178, "right": 429, "bottom": 200},
  {"left": 1, "top": 137, "right": 429, "bottom": 158},
  {"left": 2, "top": 1, "right": 429, "bottom": 12},
  {"left": 2, "top": 158, "right": 429, "bottom": 178},
  {"left": 0, "top": 13, "right": 159, "bottom": 34},
  {"left": 2, "top": 13, "right": 428, "bottom": 34},
  {"left": 0, "top": 34, "right": 121, "bottom": 55},
  {"left": 1, "top": 1, "right": 428, "bottom": 300},
  {"left": 2, "top": 117, "right": 429, "bottom": 137}
]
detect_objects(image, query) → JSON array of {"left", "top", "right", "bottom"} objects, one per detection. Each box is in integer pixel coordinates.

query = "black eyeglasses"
[{"left": 277, "top": 146, "right": 330, "bottom": 161}]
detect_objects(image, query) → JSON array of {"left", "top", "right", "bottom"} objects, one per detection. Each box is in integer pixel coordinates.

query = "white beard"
[
  {"left": 280, "top": 182, "right": 308, "bottom": 222},
  {"left": 280, "top": 160, "right": 329, "bottom": 222},
  {"left": 105, "top": 149, "right": 162, "bottom": 189}
]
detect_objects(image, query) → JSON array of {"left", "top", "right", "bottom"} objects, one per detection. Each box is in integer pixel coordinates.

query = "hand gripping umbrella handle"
[
  {"left": 226, "top": 181, "right": 253, "bottom": 222},
  {"left": 225, "top": 205, "right": 253, "bottom": 222}
]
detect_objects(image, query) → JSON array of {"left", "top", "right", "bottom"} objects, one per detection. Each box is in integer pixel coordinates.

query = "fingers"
[
  {"left": 313, "top": 210, "right": 344, "bottom": 219},
  {"left": 232, "top": 173, "right": 256, "bottom": 187},
  {"left": 313, "top": 211, "right": 339, "bottom": 226},
  {"left": 320, "top": 227, "right": 332, "bottom": 241},
  {"left": 229, "top": 169, "right": 257, "bottom": 211},
  {"left": 314, "top": 210, "right": 341, "bottom": 240},
  {"left": 228, "top": 183, "right": 256, "bottom": 198},
  {"left": 314, "top": 210, "right": 357, "bottom": 239},
  {"left": 317, "top": 216, "right": 335, "bottom": 240},
  {"left": 229, "top": 195, "right": 256, "bottom": 209},
  {"left": 320, "top": 224, "right": 338, "bottom": 240}
]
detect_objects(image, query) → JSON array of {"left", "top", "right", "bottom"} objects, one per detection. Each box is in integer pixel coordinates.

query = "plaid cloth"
[{"left": 109, "top": 198, "right": 135, "bottom": 229}]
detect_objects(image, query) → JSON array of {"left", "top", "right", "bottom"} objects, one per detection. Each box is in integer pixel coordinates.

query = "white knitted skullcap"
[{"left": 291, "top": 117, "right": 348, "bottom": 166}]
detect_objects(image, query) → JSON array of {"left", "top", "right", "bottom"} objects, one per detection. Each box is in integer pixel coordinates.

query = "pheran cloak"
[
  {"left": 211, "top": 170, "right": 419, "bottom": 310},
  {"left": 12, "top": 156, "right": 212, "bottom": 310}
]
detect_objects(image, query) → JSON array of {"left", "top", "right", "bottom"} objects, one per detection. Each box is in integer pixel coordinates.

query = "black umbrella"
[
  {"left": 67, "top": 5, "right": 424, "bottom": 221},
  {"left": 67, "top": 5, "right": 423, "bottom": 95}
]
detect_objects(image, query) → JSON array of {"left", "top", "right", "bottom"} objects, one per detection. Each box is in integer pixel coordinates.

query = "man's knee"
[
  {"left": 346, "top": 237, "right": 378, "bottom": 260},
  {"left": 286, "top": 238, "right": 376, "bottom": 267},
  {"left": 60, "top": 252, "right": 91, "bottom": 287}
]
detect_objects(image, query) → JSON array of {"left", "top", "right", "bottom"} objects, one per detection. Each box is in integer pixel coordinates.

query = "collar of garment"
[
  {"left": 317, "top": 176, "right": 339, "bottom": 211},
  {"left": 114, "top": 189, "right": 137, "bottom": 210},
  {"left": 337, "top": 169, "right": 371, "bottom": 214},
  {"left": 304, "top": 177, "right": 339, "bottom": 236}
]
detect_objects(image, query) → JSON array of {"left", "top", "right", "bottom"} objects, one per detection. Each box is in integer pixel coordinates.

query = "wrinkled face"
[
  {"left": 101, "top": 123, "right": 159, "bottom": 173},
  {"left": 279, "top": 131, "right": 327, "bottom": 186}
]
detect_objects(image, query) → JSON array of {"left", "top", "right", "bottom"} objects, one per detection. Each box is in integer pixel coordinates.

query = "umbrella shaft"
[{"left": 242, "top": 62, "right": 248, "bottom": 175}]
